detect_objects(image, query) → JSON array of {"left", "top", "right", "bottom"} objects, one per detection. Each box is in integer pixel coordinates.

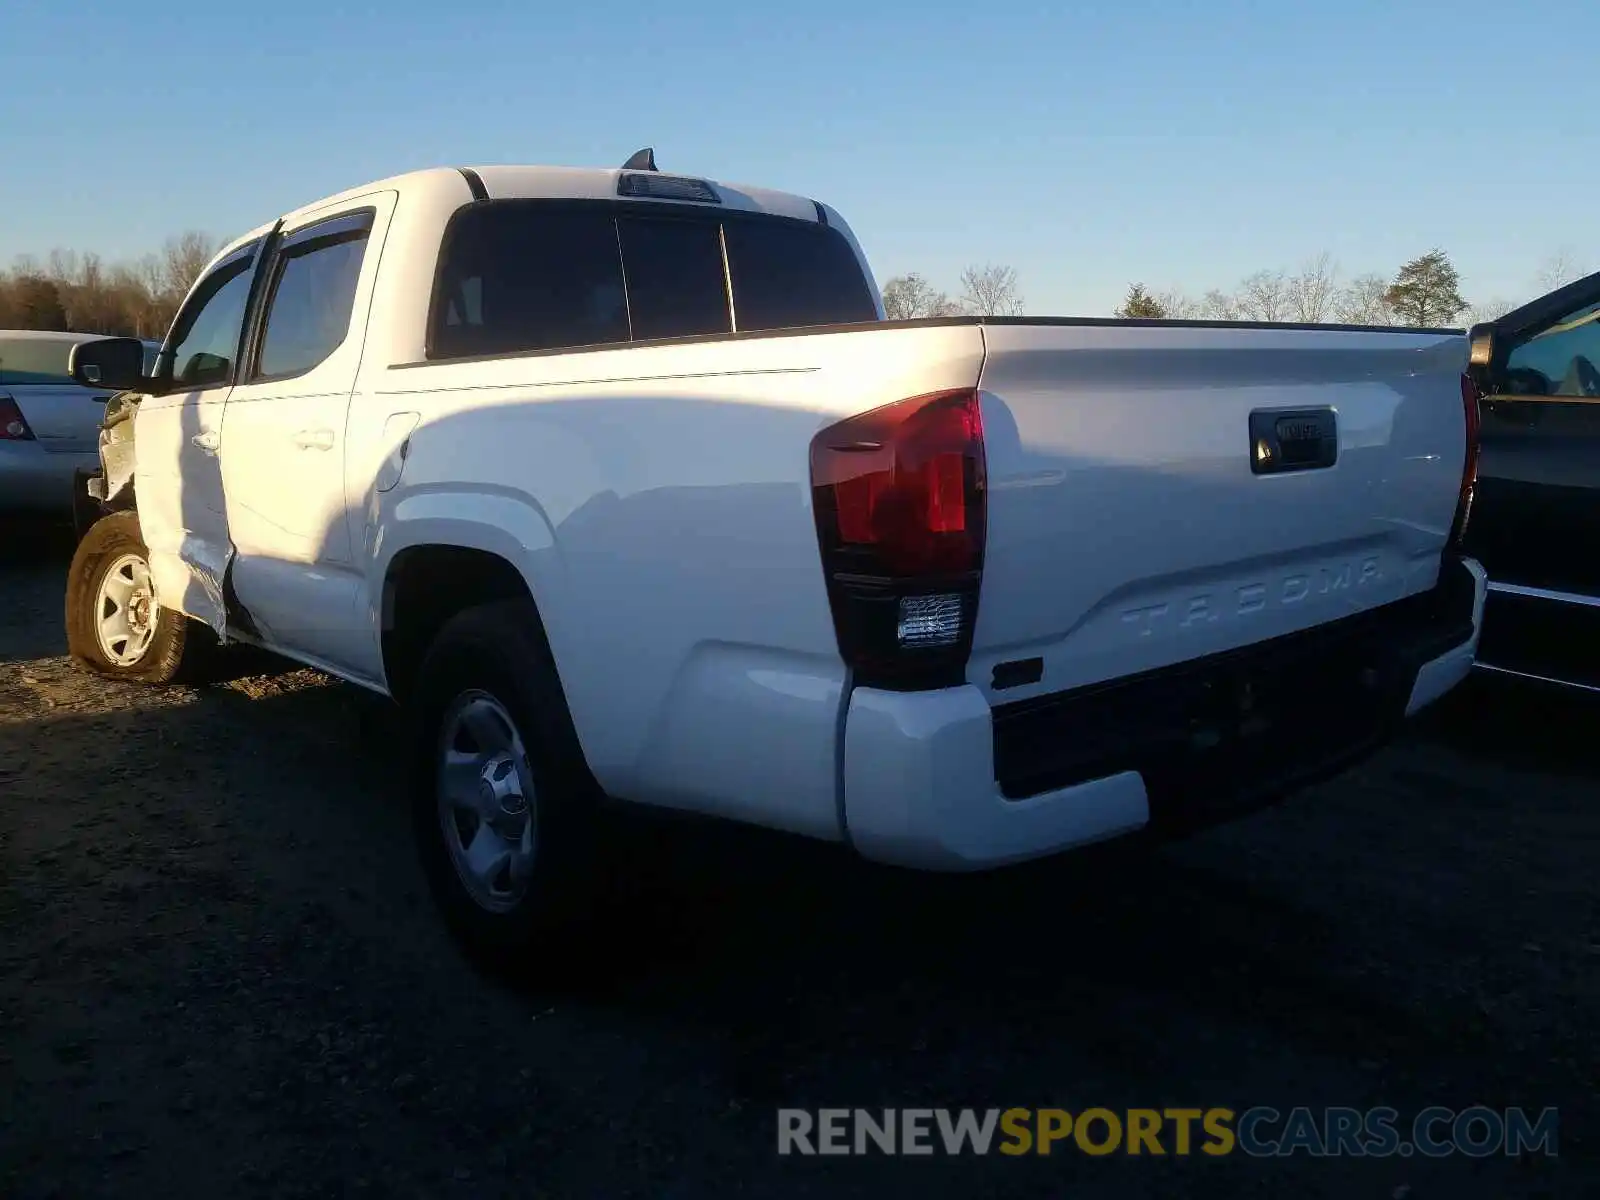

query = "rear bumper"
[
  {"left": 0, "top": 442, "right": 97, "bottom": 515},
  {"left": 1473, "top": 582, "right": 1600, "bottom": 693},
  {"left": 842, "top": 557, "right": 1485, "bottom": 870}
]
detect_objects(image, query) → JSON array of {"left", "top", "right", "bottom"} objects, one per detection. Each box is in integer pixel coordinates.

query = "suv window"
[
  {"left": 1503, "top": 299, "right": 1600, "bottom": 397},
  {"left": 431, "top": 206, "right": 629, "bottom": 359},
  {"left": 165, "top": 247, "right": 259, "bottom": 389},
  {"left": 255, "top": 218, "right": 370, "bottom": 380},
  {"left": 724, "top": 220, "right": 877, "bottom": 332},
  {"left": 616, "top": 217, "right": 730, "bottom": 340}
]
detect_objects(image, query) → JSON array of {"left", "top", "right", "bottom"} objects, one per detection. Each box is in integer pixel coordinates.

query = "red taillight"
[
  {"left": 0, "top": 396, "right": 35, "bottom": 441},
  {"left": 810, "top": 388, "right": 986, "bottom": 689},
  {"left": 1450, "top": 372, "right": 1481, "bottom": 548}
]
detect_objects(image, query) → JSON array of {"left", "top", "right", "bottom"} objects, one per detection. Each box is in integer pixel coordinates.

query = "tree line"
[
  {"left": 0, "top": 233, "right": 219, "bottom": 338},
  {"left": 1114, "top": 248, "right": 1594, "bottom": 327},
  {"left": 885, "top": 248, "right": 1592, "bottom": 329},
  {"left": 4, "top": 234, "right": 1022, "bottom": 337},
  {"left": 880, "top": 264, "right": 1025, "bottom": 319},
  {"left": 3, "top": 233, "right": 1589, "bottom": 337}
]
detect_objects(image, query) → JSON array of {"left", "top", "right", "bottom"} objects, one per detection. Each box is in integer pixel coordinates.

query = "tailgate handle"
[{"left": 1249, "top": 408, "right": 1337, "bottom": 475}]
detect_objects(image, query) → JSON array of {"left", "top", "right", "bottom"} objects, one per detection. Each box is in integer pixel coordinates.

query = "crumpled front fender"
[{"left": 88, "top": 390, "right": 140, "bottom": 506}]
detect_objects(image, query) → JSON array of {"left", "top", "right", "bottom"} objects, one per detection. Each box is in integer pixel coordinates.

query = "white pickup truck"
[{"left": 64, "top": 154, "right": 1486, "bottom": 966}]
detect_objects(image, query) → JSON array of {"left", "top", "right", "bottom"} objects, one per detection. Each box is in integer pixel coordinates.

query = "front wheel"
[
  {"left": 410, "top": 599, "right": 601, "bottom": 972},
  {"left": 64, "top": 511, "right": 205, "bottom": 684}
]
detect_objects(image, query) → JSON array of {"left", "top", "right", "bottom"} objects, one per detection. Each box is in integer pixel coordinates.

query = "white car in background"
[{"left": 0, "top": 330, "right": 160, "bottom": 517}]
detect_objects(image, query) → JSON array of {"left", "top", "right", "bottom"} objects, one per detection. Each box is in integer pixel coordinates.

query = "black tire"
[
  {"left": 409, "top": 598, "right": 602, "bottom": 974},
  {"left": 64, "top": 511, "right": 209, "bottom": 684}
]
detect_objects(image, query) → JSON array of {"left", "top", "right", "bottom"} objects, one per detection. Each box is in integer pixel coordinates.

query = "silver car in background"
[{"left": 0, "top": 330, "right": 160, "bottom": 517}]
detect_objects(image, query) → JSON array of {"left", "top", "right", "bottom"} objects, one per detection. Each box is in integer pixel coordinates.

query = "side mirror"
[
  {"left": 1467, "top": 323, "right": 1495, "bottom": 369},
  {"left": 68, "top": 337, "right": 152, "bottom": 392},
  {"left": 1466, "top": 322, "right": 1498, "bottom": 396}
]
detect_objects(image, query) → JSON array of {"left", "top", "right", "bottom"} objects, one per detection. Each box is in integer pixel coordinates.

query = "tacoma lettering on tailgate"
[{"left": 1120, "top": 557, "right": 1384, "bottom": 637}]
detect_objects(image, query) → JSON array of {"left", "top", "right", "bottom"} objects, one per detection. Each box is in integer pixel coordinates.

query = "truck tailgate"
[{"left": 969, "top": 321, "right": 1470, "bottom": 700}]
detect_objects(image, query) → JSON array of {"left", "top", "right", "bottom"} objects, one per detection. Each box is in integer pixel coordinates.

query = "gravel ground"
[{"left": 1, "top": 523, "right": 1596, "bottom": 1199}]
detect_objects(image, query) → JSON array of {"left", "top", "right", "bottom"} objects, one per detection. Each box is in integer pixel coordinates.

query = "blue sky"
[{"left": 4, "top": 0, "right": 1597, "bottom": 316}]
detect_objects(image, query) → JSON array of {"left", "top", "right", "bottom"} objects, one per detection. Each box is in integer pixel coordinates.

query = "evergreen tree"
[
  {"left": 1117, "top": 283, "right": 1167, "bottom": 319},
  {"left": 1383, "top": 250, "right": 1466, "bottom": 326}
]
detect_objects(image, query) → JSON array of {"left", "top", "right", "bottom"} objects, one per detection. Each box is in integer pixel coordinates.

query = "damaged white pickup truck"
[{"left": 64, "top": 154, "right": 1487, "bottom": 967}]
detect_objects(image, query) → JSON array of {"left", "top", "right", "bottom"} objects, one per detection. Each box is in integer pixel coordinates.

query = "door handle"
[
  {"left": 293, "top": 428, "right": 335, "bottom": 451},
  {"left": 191, "top": 430, "right": 220, "bottom": 453}
]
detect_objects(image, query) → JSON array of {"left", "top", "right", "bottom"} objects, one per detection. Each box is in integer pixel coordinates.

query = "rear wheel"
[
  {"left": 65, "top": 511, "right": 205, "bottom": 684},
  {"left": 409, "top": 599, "right": 600, "bottom": 972}
]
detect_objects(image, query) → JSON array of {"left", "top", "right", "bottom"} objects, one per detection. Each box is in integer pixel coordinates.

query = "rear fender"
[{"left": 369, "top": 485, "right": 561, "bottom": 675}]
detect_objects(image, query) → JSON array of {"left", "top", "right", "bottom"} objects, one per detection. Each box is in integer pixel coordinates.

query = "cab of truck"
[{"left": 1463, "top": 270, "right": 1600, "bottom": 692}]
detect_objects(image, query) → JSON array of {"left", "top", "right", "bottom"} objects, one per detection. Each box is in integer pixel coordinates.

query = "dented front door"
[{"left": 134, "top": 239, "right": 263, "bottom": 629}]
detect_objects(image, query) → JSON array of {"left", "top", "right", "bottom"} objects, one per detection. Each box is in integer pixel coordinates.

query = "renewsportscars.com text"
[{"left": 776, "top": 1106, "right": 1559, "bottom": 1158}]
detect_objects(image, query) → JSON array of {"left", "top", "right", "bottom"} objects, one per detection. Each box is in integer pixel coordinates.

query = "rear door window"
[
  {"left": 616, "top": 217, "right": 730, "bottom": 340},
  {"left": 724, "top": 220, "right": 877, "bottom": 332},
  {"left": 253, "top": 213, "right": 372, "bottom": 380}
]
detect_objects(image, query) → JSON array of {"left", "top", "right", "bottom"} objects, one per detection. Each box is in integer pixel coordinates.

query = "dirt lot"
[{"left": 1, "top": 525, "right": 1595, "bottom": 1199}]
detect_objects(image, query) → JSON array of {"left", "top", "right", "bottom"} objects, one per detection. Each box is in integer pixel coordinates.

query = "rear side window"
[
  {"left": 431, "top": 207, "right": 629, "bottom": 359},
  {"left": 616, "top": 217, "right": 730, "bottom": 340},
  {"left": 724, "top": 221, "right": 877, "bottom": 331},
  {"left": 254, "top": 215, "right": 371, "bottom": 380}
]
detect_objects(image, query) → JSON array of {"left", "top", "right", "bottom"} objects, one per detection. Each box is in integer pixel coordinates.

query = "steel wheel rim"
[
  {"left": 95, "top": 552, "right": 159, "bottom": 667},
  {"left": 436, "top": 689, "right": 538, "bottom": 913}
]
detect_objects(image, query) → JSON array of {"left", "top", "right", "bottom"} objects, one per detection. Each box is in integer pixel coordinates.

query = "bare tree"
[
  {"left": 1234, "top": 269, "right": 1292, "bottom": 322},
  {"left": 1466, "top": 297, "right": 1516, "bottom": 325},
  {"left": 0, "top": 231, "right": 217, "bottom": 336},
  {"left": 1534, "top": 247, "right": 1591, "bottom": 294},
  {"left": 1288, "top": 253, "right": 1339, "bottom": 323},
  {"left": 11, "top": 275, "right": 68, "bottom": 329},
  {"left": 1200, "top": 290, "right": 1240, "bottom": 321},
  {"left": 160, "top": 232, "right": 218, "bottom": 303},
  {"left": 1156, "top": 289, "right": 1202, "bottom": 319},
  {"left": 958, "top": 263, "right": 1024, "bottom": 316},
  {"left": 880, "top": 273, "right": 959, "bottom": 320},
  {"left": 1334, "top": 274, "right": 1394, "bottom": 325}
]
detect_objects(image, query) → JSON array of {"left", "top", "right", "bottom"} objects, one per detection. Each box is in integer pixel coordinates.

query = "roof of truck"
[{"left": 210, "top": 163, "right": 833, "bottom": 272}]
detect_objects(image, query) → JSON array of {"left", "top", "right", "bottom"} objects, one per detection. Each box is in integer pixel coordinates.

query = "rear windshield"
[
  {"left": 429, "top": 201, "right": 877, "bottom": 360},
  {"left": 0, "top": 336, "right": 160, "bottom": 385}
]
